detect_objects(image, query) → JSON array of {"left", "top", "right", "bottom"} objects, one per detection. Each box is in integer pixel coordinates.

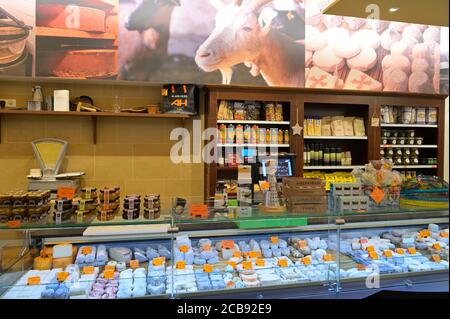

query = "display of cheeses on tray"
[
  {"left": 304, "top": 116, "right": 365, "bottom": 137},
  {"left": 0, "top": 190, "right": 51, "bottom": 224},
  {"left": 3, "top": 225, "right": 448, "bottom": 299}
]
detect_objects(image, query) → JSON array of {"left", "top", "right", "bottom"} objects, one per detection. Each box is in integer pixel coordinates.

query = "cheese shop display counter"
[{"left": 0, "top": 203, "right": 448, "bottom": 299}]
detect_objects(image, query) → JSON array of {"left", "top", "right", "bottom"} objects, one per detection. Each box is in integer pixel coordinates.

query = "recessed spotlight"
[{"left": 389, "top": 7, "right": 399, "bottom": 12}]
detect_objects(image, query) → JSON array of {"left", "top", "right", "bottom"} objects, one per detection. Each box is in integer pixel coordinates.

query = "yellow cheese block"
[{"left": 33, "top": 256, "right": 52, "bottom": 270}]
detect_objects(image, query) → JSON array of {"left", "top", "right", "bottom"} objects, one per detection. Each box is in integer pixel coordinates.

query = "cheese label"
[
  {"left": 323, "top": 254, "right": 333, "bottom": 262},
  {"left": 432, "top": 243, "right": 441, "bottom": 250},
  {"left": 242, "top": 261, "right": 253, "bottom": 270},
  {"left": 27, "top": 276, "right": 41, "bottom": 285},
  {"left": 153, "top": 257, "right": 165, "bottom": 266},
  {"left": 189, "top": 204, "right": 208, "bottom": 217},
  {"left": 440, "top": 232, "right": 449, "bottom": 238},
  {"left": 383, "top": 250, "right": 393, "bottom": 258},
  {"left": 249, "top": 251, "right": 261, "bottom": 259},
  {"left": 227, "top": 261, "right": 237, "bottom": 269},
  {"left": 431, "top": 255, "right": 441, "bottom": 263},
  {"left": 359, "top": 239, "right": 368, "bottom": 244},
  {"left": 233, "top": 251, "right": 241, "bottom": 258},
  {"left": 278, "top": 259, "right": 288, "bottom": 267},
  {"left": 203, "top": 264, "right": 213, "bottom": 273},
  {"left": 179, "top": 245, "right": 189, "bottom": 253},
  {"left": 7, "top": 220, "right": 21, "bottom": 228},
  {"left": 105, "top": 265, "right": 116, "bottom": 272},
  {"left": 419, "top": 230, "right": 430, "bottom": 238},
  {"left": 270, "top": 236, "right": 279, "bottom": 244},
  {"left": 104, "top": 270, "right": 114, "bottom": 279},
  {"left": 408, "top": 247, "right": 417, "bottom": 255},
  {"left": 83, "top": 266, "right": 95, "bottom": 275},
  {"left": 395, "top": 248, "right": 405, "bottom": 255},
  {"left": 176, "top": 261, "right": 186, "bottom": 270},
  {"left": 81, "top": 247, "right": 92, "bottom": 255},
  {"left": 366, "top": 246, "right": 375, "bottom": 252},
  {"left": 369, "top": 251, "right": 379, "bottom": 260},
  {"left": 57, "top": 271, "right": 69, "bottom": 282},
  {"left": 222, "top": 240, "right": 235, "bottom": 250},
  {"left": 130, "top": 260, "right": 140, "bottom": 269},
  {"left": 256, "top": 259, "right": 265, "bottom": 267},
  {"left": 302, "top": 257, "right": 311, "bottom": 265}
]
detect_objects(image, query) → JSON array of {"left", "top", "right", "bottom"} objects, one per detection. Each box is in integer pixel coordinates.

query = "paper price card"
[
  {"left": 153, "top": 257, "right": 165, "bottom": 266},
  {"left": 203, "top": 264, "right": 213, "bottom": 273},
  {"left": 366, "top": 246, "right": 375, "bottom": 252},
  {"left": 419, "top": 230, "right": 430, "bottom": 238},
  {"left": 278, "top": 259, "right": 288, "bottom": 267},
  {"left": 383, "top": 250, "right": 393, "bottom": 258},
  {"left": 395, "top": 248, "right": 405, "bottom": 255},
  {"left": 57, "top": 187, "right": 76, "bottom": 200},
  {"left": 440, "top": 232, "right": 449, "bottom": 238},
  {"left": 369, "top": 251, "right": 379, "bottom": 260},
  {"left": 407, "top": 247, "right": 417, "bottom": 255},
  {"left": 242, "top": 261, "right": 253, "bottom": 270},
  {"left": 431, "top": 255, "right": 441, "bottom": 263},
  {"left": 233, "top": 251, "right": 241, "bottom": 258},
  {"left": 256, "top": 259, "right": 265, "bottom": 267},
  {"left": 302, "top": 257, "right": 311, "bottom": 265},
  {"left": 130, "top": 260, "right": 140, "bottom": 269},
  {"left": 323, "top": 254, "right": 333, "bottom": 262},
  {"left": 83, "top": 266, "right": 94, "bottom": 275},
  {"left": 227, "top": 261, "right": 237, "bottom": 269},
  {"left": 7, "top": 220, "right": 21, "bottom": 228},
  {"left": 249, "top": 251, "right": 261, "bottom": 259},
  {"left": 222, "top": 240, "right": 235, "bottom": 250},
  {"left": 179, "top": 245, "right": 189, "bottom": 253},
  {"left": 176, "top": 261, "right": 186, "bottom": 270},
  {"left": 356, "top": 264, "right": 366, "bottom": 270},
  {"left": 104, "top": 270, "right": 114, "bottom": 279},
  {"left": 105, "top": 265, "right": 116, "bottom": 272},
  {"left": 432, "top": 243, "right": 441, "bottom": 250},
  {"left": 57, "top": 271, "right": 69, "bottom": 282},
  {"left": 270, "top": 236, "right": 279, "bottom": 244},
  {"left": 81, "top": 247, "right": 92, "bottom": 255},
  {"left": 27, "top": 276, "right": 41, "bottom": 286}
]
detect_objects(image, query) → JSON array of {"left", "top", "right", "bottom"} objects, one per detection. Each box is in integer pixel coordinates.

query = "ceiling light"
[{"left": 389, "top": 7, "right": 399, "bottom": 12}]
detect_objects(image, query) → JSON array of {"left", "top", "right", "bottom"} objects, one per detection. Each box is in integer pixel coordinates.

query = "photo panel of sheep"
[
  {"left": 304, "top": 0, "right": 446, "bottom": 94},
  {"left": 35, "top": 0, "right": 119, "bottom": 79},
  {"left": 0, "top": 0, "right": 35, "bottom": 77},
  {"left": 118, "top": 0, "right": 305, "bottom": 87}
]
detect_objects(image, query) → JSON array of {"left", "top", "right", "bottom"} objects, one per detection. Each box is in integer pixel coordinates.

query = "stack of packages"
[
  {"left": 53, "top": 198, "right": 75, "bottom": 223},
  {"left": 0, "top": 190, "right": 51, "bottom": 223},
  {"left": 27, "top": 191, "right": 51, "bottom": 222},
  {"left": 330, "top": 182, "right": 369, "bottom": 212},
  {"left": 74, "top": 188, "right": 98, "bottom": 222},
  {"left": 122, "top": 194, "right": 141, "bottom": 220},
  {"left": 144, "top": 194, "right": 161, "bottom": 220},
  {"left": 98, "top": 187, "right": 120, "bottom": 221},
  {"left": 282, "top": 178, "right": 327, "bottom": 214}
]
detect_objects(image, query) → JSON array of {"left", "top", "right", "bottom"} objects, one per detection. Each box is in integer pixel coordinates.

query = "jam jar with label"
[
  {"left": 394, "top": 156, "right": 403, "bottom": 165},
  {"left": 411, "top": 156, "right": 419, "bottom": 165},
  {"left": 407, "top": 137, "right": 415, "bottom": 145},
  {"left": 411, "top": 148, "right": 420, "bottom": 156},
  {"left": 415, "top": 137, "right": 423, "bottom": 145},
  {"left": 389, "top": 137, "right": 398, "bottom": 145},
  {"left": 402, "top": 157, "right": 411, "bottom": 165},
  {"left": 386, "top": 148, "right": 394, "bottom": 156},
  {"left": 394, "top": 148, "right": 403, "bottom": 157},
  {"left": 406, "top": 130, "right": 415, "bottom": 138},
  {"left": 403, "top": 148, "right": 411, "bottom": 156}
]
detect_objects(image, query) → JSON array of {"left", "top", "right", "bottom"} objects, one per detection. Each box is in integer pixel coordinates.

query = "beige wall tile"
[{"left": 6, "top": 116, "right": 46, "bottom": 143}]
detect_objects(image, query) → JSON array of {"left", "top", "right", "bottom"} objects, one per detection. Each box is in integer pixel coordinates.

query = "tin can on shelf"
[
  {"left": 406, "top": 130, "right": 415, "bottom": 138},
  {"left": 415, "top": 137, "right": 424, "bottom": 145},
  {"left": 407, "top": 137, "right": 415, "bottom": 145},
  {"left": 388, "top": 137, "right": 397, "bottom": 145}
]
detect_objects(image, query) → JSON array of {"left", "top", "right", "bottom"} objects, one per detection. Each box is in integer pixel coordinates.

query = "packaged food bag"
[{"left": 161, "top": 84, "right": 199, "bottom": 115}]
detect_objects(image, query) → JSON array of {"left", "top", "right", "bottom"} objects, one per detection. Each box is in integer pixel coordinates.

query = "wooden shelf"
[
  {"left": 393, "top": 165, "right": 438, "bottom": 169},
  {"left": 0, "top": 109, "right": 189, "bottom": 144},
  {"left": 36, "top": 27, "right": 116, "bottom": 40},
  {"left": 380, "top": 124, "right": 438, "bottom": 128},
  {"left": 381, "top": 144, "right": 437, "bottom": 148},
  {"left": 304, "top": 136, "right": 368, "bottom": 140},
  {"left": 217, "top": 143, "right": 290, "bottom": 148},
  {"left": 303, "top": 166, "right": 364, "bottom": 170},
  {"left": 217, "top": 120, "right": 290, "bottom": 125}
]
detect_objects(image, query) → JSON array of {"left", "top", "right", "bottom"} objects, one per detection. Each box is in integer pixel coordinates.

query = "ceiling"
[{"left": 322, "top": 0, "right": 449, "bottom": 27}]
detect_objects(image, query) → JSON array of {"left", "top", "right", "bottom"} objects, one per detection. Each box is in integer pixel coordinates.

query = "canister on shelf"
[
  {"left": 284, "top": 130, "right": 289, "bottom": 144},
  {"left": 406, "top": 130, "right": 415, "bottom": 138},
  {"left": 415, "top": 137, "right": 423, "bottom": 145},
  {"left": 416, "top": 107, "right": 426, "bottom": 124},
  {"left": 426, "top": 107, "right": 437, "bottom": 124},
  {"left": 250, "top": 125, "right": 258, "bottom": 144}
]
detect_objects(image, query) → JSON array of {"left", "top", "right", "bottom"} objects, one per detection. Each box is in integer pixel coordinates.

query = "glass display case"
[{"left": 0, "top": 200, "right": 448, "bottom": 299}]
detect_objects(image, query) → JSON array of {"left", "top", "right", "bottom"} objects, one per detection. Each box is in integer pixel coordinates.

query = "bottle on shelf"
[
  {"left": 113, "top": 95, "right": 121, "bottom": 113},
  {"left": 284, "top": 129, "right": 290, "bottom": 145}
]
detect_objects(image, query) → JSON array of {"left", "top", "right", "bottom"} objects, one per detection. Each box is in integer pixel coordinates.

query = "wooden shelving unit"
[
  {"left": 0, "top": 109, "right": 189, "bottom": 144},
  {"left": 36, "top": 27, "right": 116, "bottom": 40},
  {"left": 304, "top": 136, "right": 368, "bottom": 140}
]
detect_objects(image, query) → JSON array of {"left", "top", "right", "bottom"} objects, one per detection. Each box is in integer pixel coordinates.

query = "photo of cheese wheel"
[
  {"left": 313, "top": 46, "right": 345, "bottom": 72},
  {"left": 332, "top": 37, "right": 361, "bottom": 59},
  {"left": 381, "top": 28, "right": 402, "bottom": 50},
  {"left": 305, "top": 26, "right": 327, "bottom": 51},
  {"left": 382, "top": 54, "right": 411, "bottom": 74},
  {"left": 352, "top": 29, "right": 381, "bottom": 50},
  {"left": 346, "top": 46, "right": 377, "bottom": 72},
  {"left": 408, "top": 71, "right": 431, "bottom": 93}
]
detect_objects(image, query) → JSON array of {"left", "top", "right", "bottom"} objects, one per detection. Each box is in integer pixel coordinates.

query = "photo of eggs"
[{"left": 304, "top": 0, "right": 443, "bottom": 94}]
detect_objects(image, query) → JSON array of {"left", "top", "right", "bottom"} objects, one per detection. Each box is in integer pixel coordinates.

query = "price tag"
[
  {"left": 27, "top": 276, "right": 41, "bottom": 285},
  {"left": 359, "top": 238, "right": 368, "bottom": 244},
  {"left": 256, "top": 259, "right": 265, "bottom": 267},
  {"left": 81, "top": 247, "right": 92, "bottom": 255},
  {"left": 419, "top": 230, "right": 430, "bottom": 238},
  {"left": 371, "top": 116, "right": 380, "bottom": 127},
  {"left": 356, "top": 264, "right": 366, "bottom": 270},
  {"left": 395, "top": 248, "right": 405, "bottom": 255},
  {"left": 222, "top": 240, "right": 235, "bottom": 250},
  {"left": 407, "top": 247, "right": 417, "bottom": 255},
  {"left": 432, "top": 243, "right": 441, "bottom": 250},
  {"left": 179, "top": 245, "right": 189, "bottom": 253},
  {"left": 203, "top": 264, "right": 213, "bottom": 273},
  {"left": 130, "top": 260, "right": 140, "bottom": 269},
  {"left": 189, "top": 204, "right": 208, "bottom": 217},
  {"left": 369, "top": 251, "right": 379, "bottom": 260},
  {"left": 248, "top": 251, "right": 261, "bottom": 259},
  {"left": 270, "top": 236, "right": 279, "bottom": 244},
  {"left": 370, "top": 187, "right": 385, "bottom": 204},
  {"left": 57, "top": 271, "right": 69, "bottom": 282},
  {"left": 242, "top": 261, "right": 253, "bottom": 270},
  {"left": 431, "top": 255, "right": 441, "bottom": 263},
  {"left": 323, "top": 254, "right": 333, "bottom": 262},
  {"left": 57, "top": 187, "right": 76, "bottom": 199},
  {"left": 227, "top": 261, "right": 237, "bottom": 269},
  {"left": 105, "top": 265, "right": 116, "bottom": 272},
  {"left": 383, "top": 250, "right": 393, "bottom": 258},
  {"left": 440, "top": 232, "right": 449, "bottom": 238},
  {"left": 278, "top": 259, "right": 288, "bottom": 267},
  {"left": 83, "top": 266, "right": 95, "bottom": 275},
  {"left": 366, "top": 246, "right": 375, "bottom": 252},
  {"left": 176, "top": 261, "right": 186, "bottom": 270},
  {"left": 104, "top": 270, "right": 114, "bottom": 279},
  {"left": 153, "top": 257, "right": 165, "bottom": 266},
  {"left": 55, "top": 211, "right": 62, "bottom": 225},
  {"left": 7, "top": 220, "right": 21, "bottom": 228},
  {"left": 233, "top": 251, "right": 241, "bottom": 258},
  {"left": 302, "top": 257, "right": 311, "bottom": 265}
]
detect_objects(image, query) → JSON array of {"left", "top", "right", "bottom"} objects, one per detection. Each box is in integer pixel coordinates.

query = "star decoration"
[{"left": 291, "top": 123, "right": 303, "bottom": 136}]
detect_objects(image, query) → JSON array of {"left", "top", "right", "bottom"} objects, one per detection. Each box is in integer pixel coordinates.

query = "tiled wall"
[{"left": 0, "top": 79, "right": 205, "bottom": 209}]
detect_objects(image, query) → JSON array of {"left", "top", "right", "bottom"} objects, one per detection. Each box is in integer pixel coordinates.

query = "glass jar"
[
  {"left": 407, "top": 137, "right": 415, "bottom": 145},
  {"left": 411, "top": 156, "right": 419, "bottom": 165},
  {"left": 394, "top": 148, "right": 403, "bottom": 156},
  {"left": 386, "top": 148, "right": 394, "bottom": 156},
  {"left": 381, "top": 137, "right": 389, "bottom": 145},
  {"left": 394, "top": 156, "right": 402, "bottom": 165},
  {"left": 415, "top": 137, "right": 424, "bottom": 145},
  {"left": 406, "top": 130, "right": 415, "bottom": 138},
  {"left": 411, "top": 148, "right": 419, "bottom": 156},
  {"left": 420, "top": 158, "right": 428, "bottom": 165},
  {"left": 402, "top": 157, "right": 411, "bottom": 165},
  {"left": 403, "top": 148, "right": 411, "bottom": 156},
  {"left": 398, "top": 131, "right": 406, "bottom": 138},
  {"left": 380, "top": 149, "right": 385, "bottom": 157},
  {"left": 390, "top": 130, "right": 398, "bottom": 137},
  {"left": 381, "top": 129, "right": 390, "bottom": 137},
  {"left": 398, "top": 136, "right": 406, "bottom": 145},
  {"left": 385, "top": 155, "right": 393, "bottom": 163},
  {"left": 389, "top": 137, "right": 398, "bottom": 145}
]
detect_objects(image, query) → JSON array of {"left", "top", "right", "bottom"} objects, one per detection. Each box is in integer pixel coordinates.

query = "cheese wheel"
[
  {"left": 313, "top": 46, "right": 345, "bottom": 72},
  {"left": 322, "top": 15, "right": 343, "bottom": 29},
  {"left": 366, "top": 19, "right": 389, "bottom": 32},
  {"left": 324, "top": 27, "right": 350, "bottom": 47},
  {"left": 390, "top": 21, "right": 409, "bottom": 33},
  {"left": 390, "top": 41, "right": 412, "bottom": 57},
  {"left": 402, "top": 25, "right": 423, "bottom": 41},
  {"left": 332, "top": 37, "right": 361, "bottom": 58},
  {"left": 382, "top": 54, "right": 411, "bottom": 74},
  {"left": 346, "top": 46, "right": 377, "bottom": 72},
  {"left": 305, "top": 26, "right": 327, "bottom": 51},
  {"left": 34, "top": 256, "right": 52, "bottom": 270},
  {"left": 305, "top": 2, "right": 321, "bottom": 25},
  {"left": 352, "top": 29, "right": 381, "bottom": 50},
  {"left": 52, "top": 256, "right": 74, "bottom": 269},
  {"left": 423, "top": 26, "right": 440, "bottom": 43},
  {"left": 411, "top": 58, "right": 430, "bottom": 74},
  {"left": 409, "top": 71, "right": 430, "bottom": 93},
  {"left": 344, "top": 17, "right": 366, "bottom": 30},
  {"left": 412, "top": 43, "right": 430, "bottom": 60},
  {"left": 383, "top": 68, "right": 408, "bottom": 92},
  {"left": 381, "top": 28, "right": 402, "bottom": 51}
]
